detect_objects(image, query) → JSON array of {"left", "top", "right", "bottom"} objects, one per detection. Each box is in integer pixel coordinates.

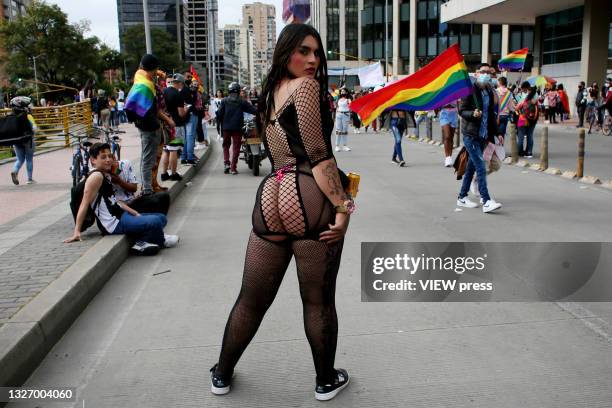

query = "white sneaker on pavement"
[
  {"left": 342, "top": 146, "right": 351, "bottom": 151},
  {"left": 444, "top": 156, "right": 453, "bottom": 167},
  {"left": 335, "top": 146, "right": 341, "bottom": 152},
  {"left": 457, "top": 197, "right": 479, "bottom": 208},
  {"left": 131, "top": 241, "right": 160, "bottom": 255},
  {"left": 482, "top": 199, "right": 502, "bottom": 213},
  {"left": 164, "top": 234, "right": 180, "bottom": 248}
]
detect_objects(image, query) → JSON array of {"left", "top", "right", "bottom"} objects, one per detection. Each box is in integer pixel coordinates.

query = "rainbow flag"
[
  {"left": 190, "top": 65, "right": 204, "bottom": 93},
  {"left": 498, "top": 48, "right": 528, "bottom": 71},
  {"left": 125, "top": 69, "right": 156, "bottom": 118},
  {"left": 350, "top": 44, "right": 472, "bottom": 126}
]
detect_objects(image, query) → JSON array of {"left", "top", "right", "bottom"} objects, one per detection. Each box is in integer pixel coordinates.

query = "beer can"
[{"left": 347, "top": 172, "right": 360, "bottom": 198}]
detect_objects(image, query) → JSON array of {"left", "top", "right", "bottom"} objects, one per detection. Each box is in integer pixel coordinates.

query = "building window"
[
  {"left": 346, "top": 0, "right": 358, "bottom": 58},
  {"left": 489, "top": 24, "right": 502, "bottom": 55},
  {"left": 541, "top": 6, "right": 583, "bottom": 65},
  {"left": 327, "top": 0, "right": 340, "bottom": 60}
]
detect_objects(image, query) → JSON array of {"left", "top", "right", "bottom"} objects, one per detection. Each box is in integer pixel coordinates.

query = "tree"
[
  {"left": 0, "top": 1, "right": 105, "bottom": 91},
  {"left": 122, "top": 24, "right": 186, "bottom": 79}
]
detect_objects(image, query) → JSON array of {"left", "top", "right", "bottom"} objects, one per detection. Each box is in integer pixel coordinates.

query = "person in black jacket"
[
  {"left": 216, "top": 82, "right": 257, "bottom": 174},
  {"left": 456, "top": 63, "right": 503, "bottom": 213}
]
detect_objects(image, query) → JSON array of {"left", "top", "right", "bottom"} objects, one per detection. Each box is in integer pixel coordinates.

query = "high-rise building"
[
  {"left": 242, "top": 2, "right": 277, "bottom": 87},
  {"left": 218, "top": 24, "right": 241, "bottom": 87},
  {"left": 116, "top": 0, "right": 183, "bottom": 53},
  {"left": 1, "top": 0, "right": 30, "bottom": 21},
  {"left": 182, "top": 0, "right": 219, "bottom": 91},
  {"left": 220, "top": 24, "right": 241, "bottom": 58},
  {"left": 311, "top": 0, "right": 534, "bottom": 88}
]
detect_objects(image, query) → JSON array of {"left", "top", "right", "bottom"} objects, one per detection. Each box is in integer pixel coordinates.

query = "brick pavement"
[{"left": 0, "top": 215, "right": 101, "bottom": 327}]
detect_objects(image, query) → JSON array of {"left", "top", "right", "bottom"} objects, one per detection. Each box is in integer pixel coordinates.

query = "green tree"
[
  {"left": 0, "top": 1, "right": 104, "bottom": 90},
  {"left": 122, "top": 24, "right": 185, "bottom": 79}
]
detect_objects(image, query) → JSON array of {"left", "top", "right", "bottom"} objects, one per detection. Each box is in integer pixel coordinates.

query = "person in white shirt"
[{"left": 334, "top": 88, "right": 352, "bottom": 151}]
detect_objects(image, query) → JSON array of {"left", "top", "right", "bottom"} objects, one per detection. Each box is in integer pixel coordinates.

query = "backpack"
[
  {"left": 0, "top": 113, "right": 33, "bottom": 147},
  {"left": 70, "top": 170, "right": 103, "bottom": 232}
]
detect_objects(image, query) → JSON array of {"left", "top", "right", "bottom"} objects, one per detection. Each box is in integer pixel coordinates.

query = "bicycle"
[
  {"left": 92, "top": 126, "right": 126, "bottom": 160},
  {"left": 70, "top": 134, "right": 93, "bottom": 187}
]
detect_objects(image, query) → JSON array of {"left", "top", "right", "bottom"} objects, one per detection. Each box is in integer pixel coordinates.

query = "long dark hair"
[{"left": 257, "top": 24, "right": 328, "bottom": 134}]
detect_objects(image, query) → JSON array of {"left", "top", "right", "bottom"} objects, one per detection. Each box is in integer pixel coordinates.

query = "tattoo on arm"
[{"left": 323, "top": 162, "right": 344, "bottom": 197}]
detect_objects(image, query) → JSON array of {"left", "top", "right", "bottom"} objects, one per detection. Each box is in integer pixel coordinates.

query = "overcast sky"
[{"left": 47, "top": 0, "right": 285, "bottom": 50}]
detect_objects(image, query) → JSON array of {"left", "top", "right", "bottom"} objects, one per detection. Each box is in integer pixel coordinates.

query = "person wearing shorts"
[{"left": 439, "top": 103, "right": 458, "bottom": 167}]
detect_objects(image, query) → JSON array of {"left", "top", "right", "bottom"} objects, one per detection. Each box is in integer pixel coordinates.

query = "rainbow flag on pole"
[
  {"left": 350, "top": 44, "right": 472, "bottom": 126},
  {"left": 497, "top": 48, "right": 528, "bottom": 71},
  {"left": 125, "top": 69, "right": 156, "bottom": 118}
]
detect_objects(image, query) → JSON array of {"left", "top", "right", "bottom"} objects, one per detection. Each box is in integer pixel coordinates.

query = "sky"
[{"left": 47, "top": 0, "right": 285, "bottom": 51}]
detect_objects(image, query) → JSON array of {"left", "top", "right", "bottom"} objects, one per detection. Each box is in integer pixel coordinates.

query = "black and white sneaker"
[
  {"left": 210, "top": 364, "right": 232, "bottom": 395},
  {"left": 315, "top": 368, "right": 350, "bottom": 401},
  {"left": 130, "top": 241, "right": 160, "bottom": 255},
  {"left": 223, "top": 164, "right": 230, "bottom": 174}
]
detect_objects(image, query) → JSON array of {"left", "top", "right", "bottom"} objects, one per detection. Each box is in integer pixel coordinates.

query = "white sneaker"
[
  {"left": 482, "top": 199, "right": 502, "bottom": 213},
  {"left": 164, "top": 234, "right": 180, "bottom": 248},
  {"left": 457, "top": 197, "right": 479, "bottom": 208},
  {"left": 131, "top": 241, "right": 160, "bottom": 255},
  {"left": 335, "top": 146, "right": 341, "bottom": 152},
  {"left": 26, "top": 179, "right": 35, "bottom": 184},
  {"left": 479, "top": 198, "right": 484, "bottom": 205},
  {"left": 342, "top": 146, "right": 351, "bottom": 151},
  {"left": 444, "top": 156, "right": 453, "bottom": 167}
]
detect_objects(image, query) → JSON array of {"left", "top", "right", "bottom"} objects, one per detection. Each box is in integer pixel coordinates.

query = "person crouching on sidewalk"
[
  {"left": 64, "top": 143, "right": 178, "bottom": 255},
  {"left": 456, "top": 63, "right": 503, "bottom": 214}
]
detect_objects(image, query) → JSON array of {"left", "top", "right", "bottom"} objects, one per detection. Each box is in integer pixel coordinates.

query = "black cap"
[{"left": 140, "top": 54, "right": 159, "bottom": 71}]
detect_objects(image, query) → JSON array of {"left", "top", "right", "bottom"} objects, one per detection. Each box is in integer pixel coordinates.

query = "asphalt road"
[{"left": 10, "top": 130, "right": 612, "bottom": 408}]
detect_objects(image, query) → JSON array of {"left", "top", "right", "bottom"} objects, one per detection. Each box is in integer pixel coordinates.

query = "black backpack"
[
  {"left": 0, "top": 113, "right": 33, "bottom": 147},
  {"left": 70, "top": 170, "right": 103, "bottom": 232}
]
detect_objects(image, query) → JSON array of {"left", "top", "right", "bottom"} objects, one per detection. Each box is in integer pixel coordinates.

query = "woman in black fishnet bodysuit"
[{"left": 210, "top": 24, "right": 353, "bottom": 401}]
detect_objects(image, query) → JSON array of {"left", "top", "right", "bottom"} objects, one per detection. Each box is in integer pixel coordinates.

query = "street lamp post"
[
  {"left": 142, "top": 0, "right": 152, "bottom": 54},
  {"left": 31, "top": 54, "right": 44, "bottom": 105}
]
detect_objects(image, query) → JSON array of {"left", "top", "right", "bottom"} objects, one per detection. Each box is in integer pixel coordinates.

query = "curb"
[{"left": 0, "top": 144, "right": 213, "bottom": 388}]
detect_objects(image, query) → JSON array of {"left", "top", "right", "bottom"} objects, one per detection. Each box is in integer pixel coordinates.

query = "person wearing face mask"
[
  {"left": 456, "top": 63, "right": 503, "bottom": 214},
  {"left": 515, "top": 81, "right": 539, "bottom": 157},
  {"left": 575, "top": 82, "right": 588, "bottom": 128}
]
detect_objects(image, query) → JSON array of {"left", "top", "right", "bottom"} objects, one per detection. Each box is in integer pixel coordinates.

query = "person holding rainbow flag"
[{"left": 125, "top": 54, "right": 162, "bottom": 196}]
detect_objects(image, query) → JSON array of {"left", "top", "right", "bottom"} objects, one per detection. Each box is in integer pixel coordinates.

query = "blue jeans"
[
  {"left": 459, "top": 136, "right": 490, "bottom": 203},
  {"left": 13, "top": 140, "right": 35, "bottom": 181},
  {"left": 181, "top": 114, "right": 197, "bottom": 161},
  {"left": 390, "top": 118, "right": 404, "bottom": 162},
  {"left": 498, "top": 115, "right": 509, "bottom": 138},
  {"left": 517, "top": 124, "right": 536, "bottom": 155},
  {"left": 414, "top": 115, "right": 427, "bottom": 137},
  {"left": 113, "top": 212, "right": 167, "bottom": 247}
]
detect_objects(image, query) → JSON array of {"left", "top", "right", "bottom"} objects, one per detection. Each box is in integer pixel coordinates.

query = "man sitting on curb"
[
  {"left": 111, "top": 158, "right": 171, "bottom": 215},
  {"left": 64, "top": 142, "right": 178, "bottom": 255}
]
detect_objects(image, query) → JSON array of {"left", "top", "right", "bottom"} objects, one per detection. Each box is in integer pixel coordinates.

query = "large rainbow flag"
[
  {"left": 350, "top": 44, "right": 472, "bottom": 126},
  {"left": 498, "top": 48, "right": 528, "bottom": 71},
  {"left": 125, "top": 69, "right": 156, "bottom": 118}
]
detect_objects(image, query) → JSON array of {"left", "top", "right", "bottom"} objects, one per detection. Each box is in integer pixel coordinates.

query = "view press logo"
[{"left": 361, "top": 242, "right": 612, "bottom": 302}]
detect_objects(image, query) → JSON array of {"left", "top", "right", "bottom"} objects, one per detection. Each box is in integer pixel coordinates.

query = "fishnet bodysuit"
[{"left": 215, "top": 78, "right": 344, "bottom": 385}]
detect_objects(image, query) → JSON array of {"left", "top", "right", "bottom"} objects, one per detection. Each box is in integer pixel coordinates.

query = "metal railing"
[{"left": 0, "top": 100, "right": 93, "bottom": 159}]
